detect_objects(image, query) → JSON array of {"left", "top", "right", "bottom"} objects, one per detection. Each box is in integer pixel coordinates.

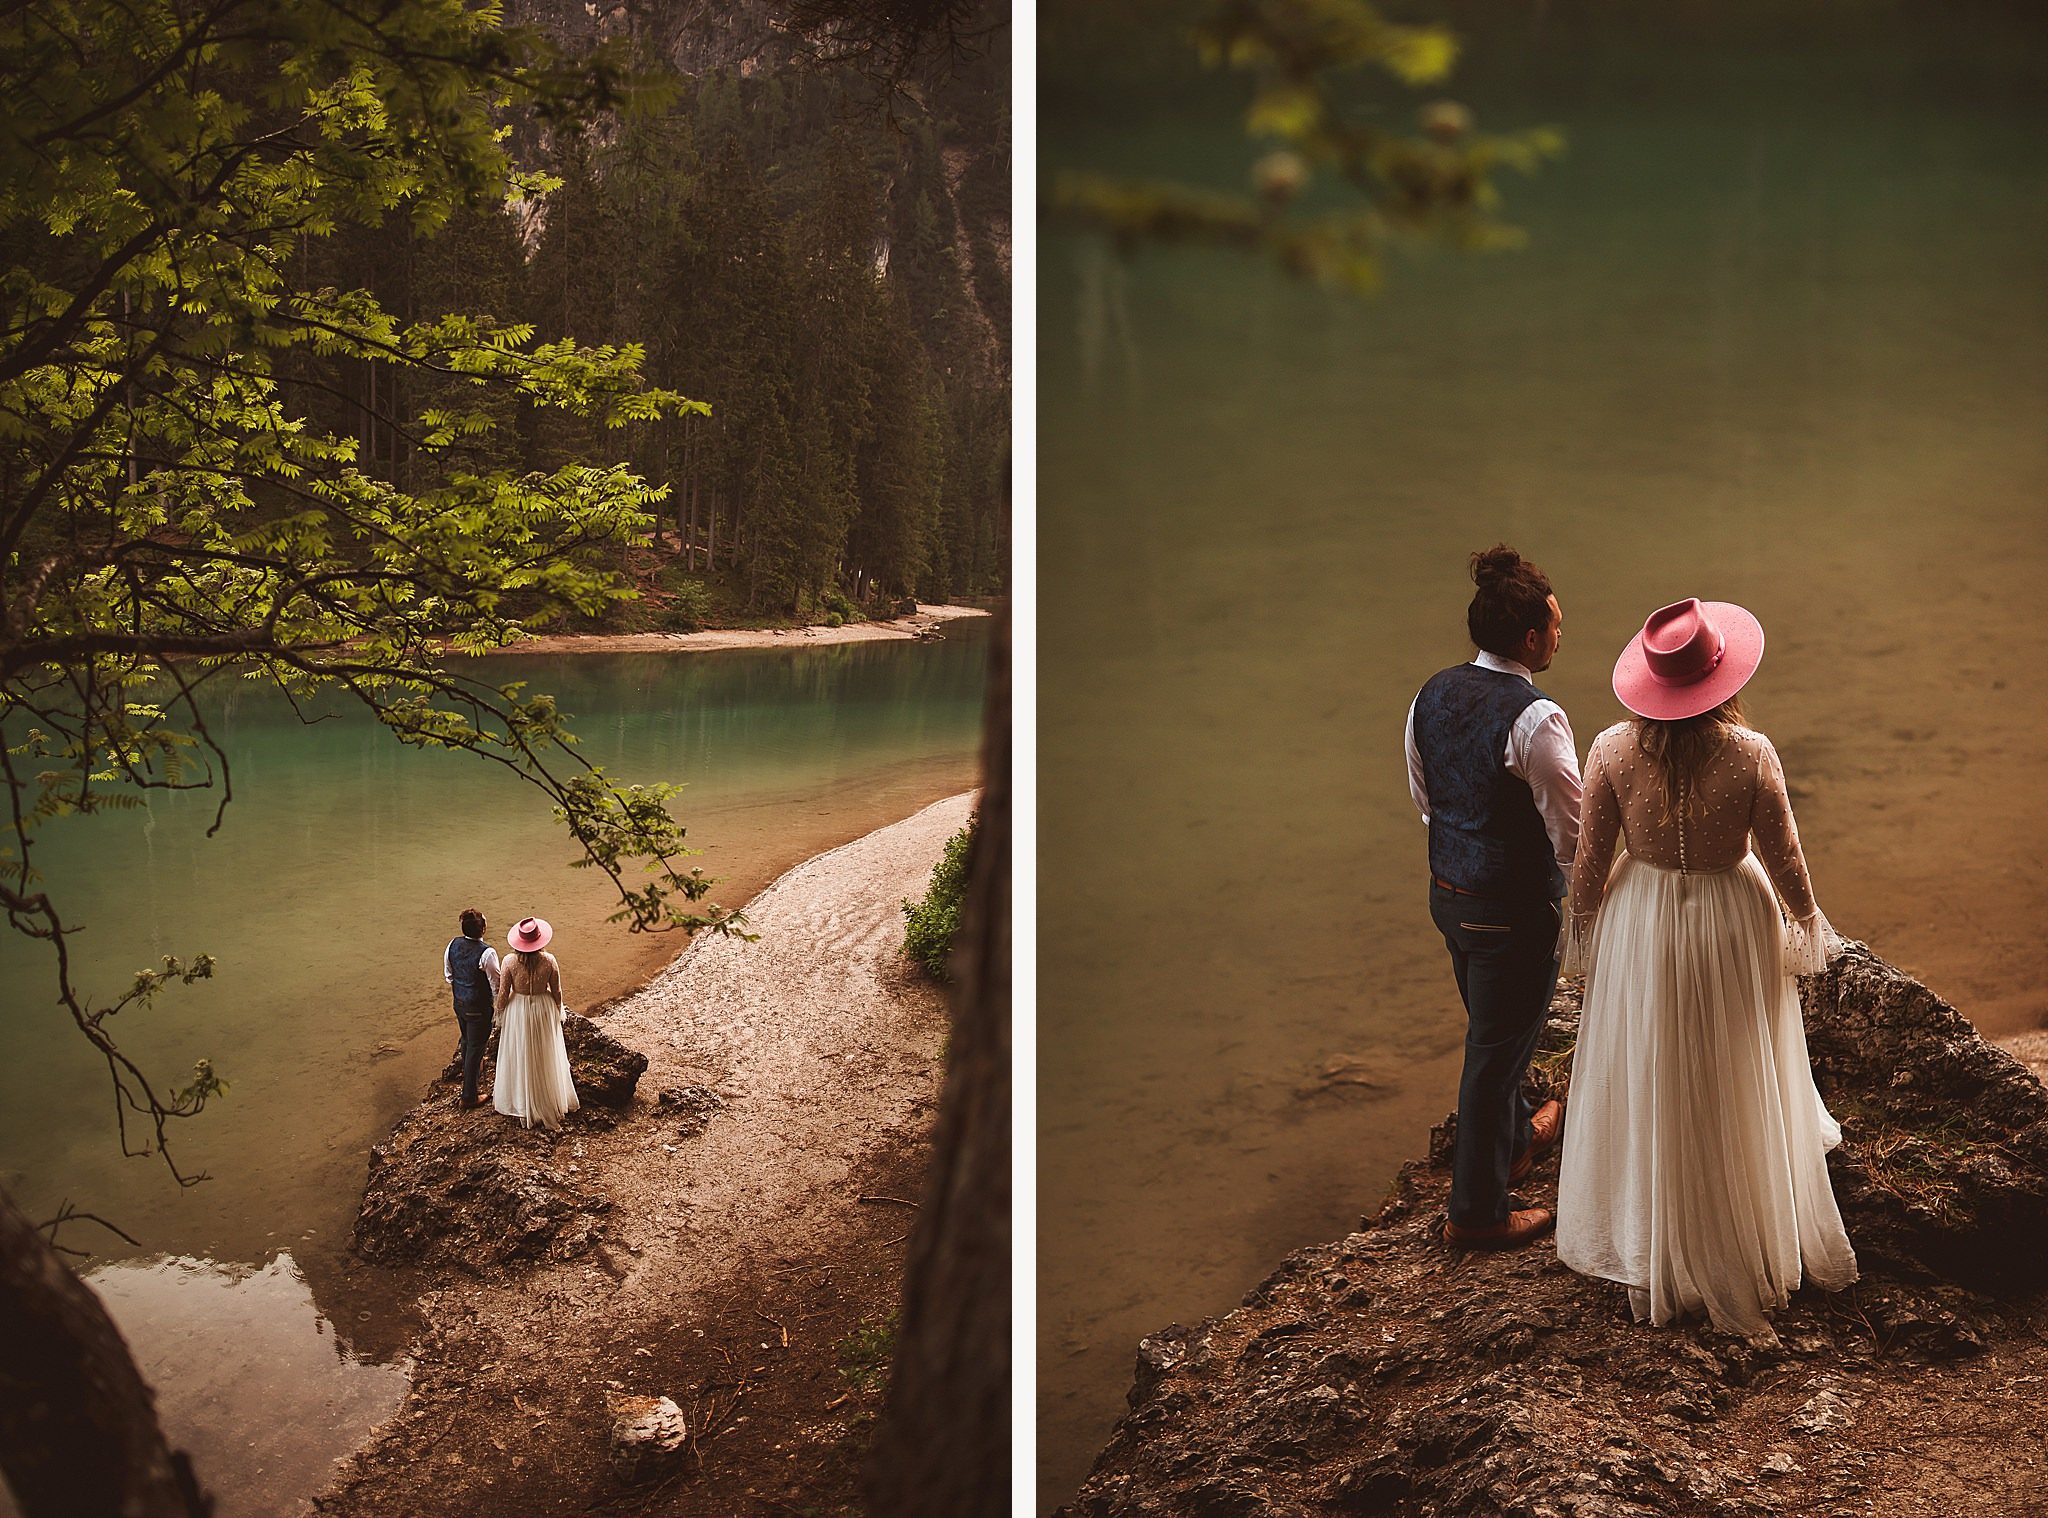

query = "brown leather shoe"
[
  {"left": 1509, "top": 1099, "right": 1567, "bottom": 1184},
  {"left": 1444, "top": 1207, "right": 1555, "bottom": 1250}
]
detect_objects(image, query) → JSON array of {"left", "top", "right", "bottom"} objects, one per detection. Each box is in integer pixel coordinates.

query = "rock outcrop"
[
  {"left": 1062, "top": 946, "right": 2048, "bottom": 1518},
  {"left": 1800, "top": 950, "right": 2048, "bottom": 1289},
  {"left": 352, "top": 1014, "right": 647, "bottom": 1272},
  {"left": 562, "top": 1013, "right": 649, "bottom": 1109}
]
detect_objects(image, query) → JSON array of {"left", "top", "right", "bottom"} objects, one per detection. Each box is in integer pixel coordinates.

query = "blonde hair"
[{"left": 1633, "top": 695, "right": 1746, "bottom": 822}]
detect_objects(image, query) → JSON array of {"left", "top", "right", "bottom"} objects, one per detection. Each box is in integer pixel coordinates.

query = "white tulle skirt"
[
  {"left": 492, "top": 993, "right": 580, "bottom": 1131},
  {"left": 1556, "top": 853, "right": 1857, "bottom": 1340}
]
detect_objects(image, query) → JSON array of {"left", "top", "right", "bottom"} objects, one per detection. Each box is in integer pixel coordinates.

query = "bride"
[
  {"left": 493, "top": 915, "right": 581, "bottom": 1131},
  {"left": 1556, "top": 598, "right": 1857, "bottom": 1339}
]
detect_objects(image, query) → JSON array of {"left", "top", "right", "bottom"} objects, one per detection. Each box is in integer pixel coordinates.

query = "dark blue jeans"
[
  {"left": 1430, "top": 884, "right": 1562, "bottom": 1228},
  {"left": 457, "top": 1006, "right": 494, "bottom": 1106}
]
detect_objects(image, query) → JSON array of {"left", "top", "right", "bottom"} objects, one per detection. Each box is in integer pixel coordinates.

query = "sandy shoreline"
[
  {"left": 319, "top": 791, "right": 978, "bottom": 1516},
  {"left": 471, "top": 602, "right": 991, "bottom": 657}
]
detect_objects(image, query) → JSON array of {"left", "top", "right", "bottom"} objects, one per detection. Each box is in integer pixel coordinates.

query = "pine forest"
[{"left": 297, "top": 1, "right": 1009, "bottom": 630}]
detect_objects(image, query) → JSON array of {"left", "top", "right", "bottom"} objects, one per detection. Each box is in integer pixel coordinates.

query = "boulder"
[
  {"left": 352, "top": 1107, "right": 610, "bottom": 1272},
  {"left": 562, "top": 1013, "right": 648, "bottom": 1108},
  {"left": 1799, "top": 946, "right": 2048, "bottom": 1288}
]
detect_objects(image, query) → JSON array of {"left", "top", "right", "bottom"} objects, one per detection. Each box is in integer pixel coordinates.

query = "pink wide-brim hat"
[
  {"left": 507, "top": 916, "right": 554, "bottom": 952},
  {"left": 1611, "top": 598, "right": 1765, "bottom": 721}
]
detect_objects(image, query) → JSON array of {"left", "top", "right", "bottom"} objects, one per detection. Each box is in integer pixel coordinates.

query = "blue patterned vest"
[
  {"left": 447, "top": 935, "right": 492, "bottom": 1015},
  {"left": 1413, "top": 663, "right": 1567, "bottom": 901}
]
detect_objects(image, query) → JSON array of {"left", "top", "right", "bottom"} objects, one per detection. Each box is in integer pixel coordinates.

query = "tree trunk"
[
  {"left": 685, "top": 426, "right": 701, "bottom": 569},
  {"left": 689, "top": 473, "right": 702, "bottom": 572},
  {"left": 684, "top": 424, "right": 700, "bottom": 561},
  {"left": 867, "top": 608, "right": 1009, "bottom": 1516},
  {"left": 747, "top": 521, "right": 759, "bottom": 611},
  {"left": 0, "top": 1184, "right": 212, "bottom": 1517}
]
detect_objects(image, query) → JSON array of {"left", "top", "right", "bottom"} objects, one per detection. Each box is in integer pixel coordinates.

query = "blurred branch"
[{"left": 1047, "top": 0, "right": 1564, "bottom": 292}]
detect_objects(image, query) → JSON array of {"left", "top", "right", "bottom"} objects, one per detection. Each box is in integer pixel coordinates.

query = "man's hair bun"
[{"left": 1470, "top": 544, "right": 1523, "bottom": 584}]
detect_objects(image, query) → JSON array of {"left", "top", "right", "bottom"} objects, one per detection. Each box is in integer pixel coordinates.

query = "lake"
[
  {"left": 0, "top": 621, "right": 988, "bottom": 1516},
  {"left": 1038, "top": 1, "right": 2048, "bottom": 1506}
]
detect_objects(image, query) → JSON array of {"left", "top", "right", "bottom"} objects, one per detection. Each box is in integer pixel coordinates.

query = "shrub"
[
  {"left": 823, "top": 587, "right": 866, "bottom": 624},
  {"left": 824, "top": 610, "right": 844, "bottom": 628},
  {"left": 903, "top": 817, "right": 975, "bottom": 982},
  {"left": 837, "top": 1312, "right": 898, "bottom": 1394},
  {"left": 657, "top": 576, "right": 714, "bottom": 632},
  {"left": 605, "top": 596, "right": 656, "bottom": 633}
]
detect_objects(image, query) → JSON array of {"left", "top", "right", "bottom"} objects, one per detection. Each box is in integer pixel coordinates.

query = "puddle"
[{"left": 0, "top": 1253, "right": 410, "bottom": 1518}]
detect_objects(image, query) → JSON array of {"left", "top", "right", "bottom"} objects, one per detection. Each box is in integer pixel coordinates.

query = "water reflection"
[{"left": 0, "top": 1254, "right": 409, "bottom": 1518}]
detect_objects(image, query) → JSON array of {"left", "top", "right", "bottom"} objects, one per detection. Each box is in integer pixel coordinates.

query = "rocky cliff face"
[{"left": 1062, "top": 947, "right": 2048, "bottom": 1518}]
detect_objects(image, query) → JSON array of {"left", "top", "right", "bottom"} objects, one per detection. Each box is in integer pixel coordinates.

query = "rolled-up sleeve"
[{"left": 1507, "top": 702, "right": 1583, "bottom": 873}]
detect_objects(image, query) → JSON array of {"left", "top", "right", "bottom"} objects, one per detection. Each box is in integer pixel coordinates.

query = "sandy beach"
[
  {"left": 476, "top": 603, "right": 990, "bottom": 657},
  {"left": 319, "top": 791, "right": 978, "bottom": 1517}
]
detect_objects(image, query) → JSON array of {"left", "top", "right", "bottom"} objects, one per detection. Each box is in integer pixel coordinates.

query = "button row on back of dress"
[{"left": 1677, "top": 779, "right": 1689, "bottom": 901}]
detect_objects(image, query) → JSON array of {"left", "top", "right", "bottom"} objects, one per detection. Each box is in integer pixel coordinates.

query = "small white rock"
[{"left": 606, "top": 1393, "right": 689, "bottom": 1484}]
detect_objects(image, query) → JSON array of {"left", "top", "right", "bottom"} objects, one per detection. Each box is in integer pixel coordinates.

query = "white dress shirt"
[
  {"left": 443, "top": 940, "right": 502, "bottom": 996},
  {"left": 1405, "top": 651, "right": 1584, "bottom": 875}
]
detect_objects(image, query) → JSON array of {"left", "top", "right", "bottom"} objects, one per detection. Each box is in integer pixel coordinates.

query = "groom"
[
  {"left": 444, "top": 907, "right": 501, "bottom": 1111},
  {"left": 1405, "top": 546, "right": 1578, "bottom": 1248}
]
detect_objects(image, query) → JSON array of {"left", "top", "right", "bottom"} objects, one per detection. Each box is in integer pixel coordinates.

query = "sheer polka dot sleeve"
[
  {"left": 1749, "top": 734, "right": 1843, "bottom": 974},
  {"left": 1563, "top": 731, "right": 1624, "bottom": 976}
]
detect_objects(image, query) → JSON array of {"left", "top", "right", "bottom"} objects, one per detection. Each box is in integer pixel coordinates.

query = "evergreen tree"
[
  {"left": 454, "top": 24, "right": 1014, "bottom": 614},
  {"left": 405, "top": 203, "right": 529, "bottom": 489},
  {"left": 522, "top": 131, "right": 616, "bottom": 471},
  {"left": 854, "top": 289, "right": 943, "bottom": 599}
]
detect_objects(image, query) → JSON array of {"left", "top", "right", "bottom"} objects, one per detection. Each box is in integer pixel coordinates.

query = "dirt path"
[
  {"left": 477, "top": 603, "right": 988, "bottom": 657},
  {"left": 319, "top": 792, "right": 977, "bottom": 1517}
]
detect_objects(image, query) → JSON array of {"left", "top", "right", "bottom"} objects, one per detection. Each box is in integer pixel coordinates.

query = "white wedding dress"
[
  {"left": 1556, "top": 722, "right": 1857, "bottom": 1340},
  {"left": 492, "top": 951, "right": 580, "bottom": 1131}
]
